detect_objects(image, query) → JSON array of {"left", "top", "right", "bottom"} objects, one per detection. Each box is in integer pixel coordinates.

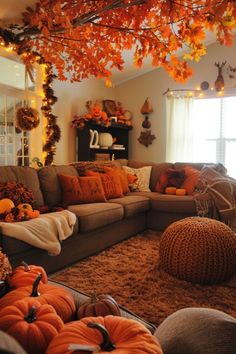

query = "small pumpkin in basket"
[
  {"left": 46, "top": 315, "right": 163, "bottom": 354},
  {"left": 7, "top": 261, "right": 48, "bottom": 289},
  {"left": 0, "top": 274, "right": 76, "bottom": 323},
  {"left": 77, "top": 292, "right": 121, "bottom": 319},
  {"left": 0, "top": 299, "right": 64, "bottom": 354}
]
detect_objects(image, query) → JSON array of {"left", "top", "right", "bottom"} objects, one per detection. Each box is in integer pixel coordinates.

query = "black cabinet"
[{"left": 76, "top": 122, "right": 132, "bottom": 161}]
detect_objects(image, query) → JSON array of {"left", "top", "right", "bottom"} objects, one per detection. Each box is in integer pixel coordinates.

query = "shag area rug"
[{"left": 50, "top": 230, "right": 236, "bottom": 327}]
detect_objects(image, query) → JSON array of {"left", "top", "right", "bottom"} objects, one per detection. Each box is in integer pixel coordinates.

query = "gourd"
[
  {"left": 0, "top": 274, "right": 76, "bottom": 323},
  {"left": 77, "top": 292, "right": 121, "bottom": 319},
  {"left": 0, "top": 299, "right": 64, "bottom": 354},
  {"left": 17, "top": 203, "right": 33, "bottom": 212},
  {"left": 46, "top": 315, "right": 163, "bottom": 354},
  {"left": 0, "top": 198, "right": 14, "bottom": 214},
  {"left": 0, "top": 330, "right": 27, "bottom": 354},
  {"left": 7, "top": 261, "right": 48, "bottom": 289}
]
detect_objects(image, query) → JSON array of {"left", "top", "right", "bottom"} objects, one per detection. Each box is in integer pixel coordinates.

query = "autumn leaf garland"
[{"left": 12, "top": 0, "right": 236, "bottom": 84}]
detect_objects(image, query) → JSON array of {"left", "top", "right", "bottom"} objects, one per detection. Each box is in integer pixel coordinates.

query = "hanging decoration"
[
  {"left": 0, "top": 34, "right": 59, "bottom": 166},
  {"left": 16, "top": 68, "right": 40, "bottom": 131},
  {"left": 140, "top": 98, "right": 153, "bottom": 129},
  {"left": 16, "top": 107, "right": 39, "bottom": 131}
]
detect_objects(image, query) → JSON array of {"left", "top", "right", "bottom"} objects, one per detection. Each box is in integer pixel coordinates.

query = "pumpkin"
[
  {"left": 0, "top": 274, "right": 76, "bottom": 323},
  {"left": 0, "top": 330, "right": 27, "bottom": 354},
  {"left": 17, "top": 203, "right": 33, "bottom": 213},
  {"left": 0, "top": 198, "right": 14, "bottom": 214},
  {"left": 0, "top": 299, "right": 64, "bottom": 354},
  {"left": 8, "top": 261, "right": 48, "bottom": 289},
  {"left": 46, "top": 315, "right": 163, "bottom": 354},
  {"left": 28, "top": 209, "right": 40, "bottom": 219},
  {"left": 77, "top": 292, "right": 121, "bottom": 319}
]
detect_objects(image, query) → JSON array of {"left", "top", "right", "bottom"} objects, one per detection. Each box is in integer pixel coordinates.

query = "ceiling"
[{"left": 0, "top": 0, "right": 220, "bottom": 86}]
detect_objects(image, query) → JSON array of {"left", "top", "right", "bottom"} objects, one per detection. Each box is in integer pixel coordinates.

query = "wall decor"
[
  {"left": 214, "top": 61, "right": 226, "bottom": 92},
  {"left": 138, "top": 130, "right": 156, "bottom": 147},
  {"left": 140, "top": 98, "right": 153, "bottom": 128}
]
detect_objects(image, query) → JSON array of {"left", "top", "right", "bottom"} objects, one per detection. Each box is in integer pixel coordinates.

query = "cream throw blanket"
[
  {"left": 0, "top": 210, "right": 77, "bottom": 255},
  {"left": 194, "top": 167, "right": 236, "bottom": 230}
]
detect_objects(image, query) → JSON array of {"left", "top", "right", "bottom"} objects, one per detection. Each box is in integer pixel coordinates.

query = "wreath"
[{"left": 16, "top": 107, "right": 40, "bottom": 131}]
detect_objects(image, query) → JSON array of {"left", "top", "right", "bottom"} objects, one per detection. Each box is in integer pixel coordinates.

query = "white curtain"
[{"left": 166, "top": 96, "right": 194, "bottom": 162}]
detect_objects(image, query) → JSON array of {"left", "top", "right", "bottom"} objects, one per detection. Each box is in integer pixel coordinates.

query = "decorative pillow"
[
  {"left": 122, "top": 165, "right": 152, "bottom": 192},
  {"left": 79, "top": 176, "right": 107, "bottom": 203},
  {"left": 0, "top": 182, "right": 36, "bottom": 207},
  {"left": 71, "top": 161, "right": 121, "bottom": 176},
  {"left": 86, "top": 170, "right": 124, "bottom": 199},
  {"left": 103, "top": 166, "right": 130, "bottom": 194},
  {"left": 155, "top": 168, "right": 186, "bottom": 193},
  {"left": 181, "top": 166, "right": 200, "bottom": 195},
  {"left": 57, "top": 174, "right": 82, "bottom": 205},
  {"left": 58, "top": 174, "right": 106, "bottom": 204}
]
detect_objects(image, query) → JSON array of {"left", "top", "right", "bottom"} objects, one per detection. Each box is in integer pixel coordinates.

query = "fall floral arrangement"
[{"left": 0, "top": 250, "right": 12, "bottom": 282}]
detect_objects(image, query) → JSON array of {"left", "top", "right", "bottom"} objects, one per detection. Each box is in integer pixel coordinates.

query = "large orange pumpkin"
[
  {"left": 0, "top": 299, "right": 64, "bottom": 354},
  {"left": 0, "top": 198, "right": 14, "bottom": 214},
  {"left": 46, "top": 315, "right": 163, "bottom": 354},
  {"left": 77, "top": 293, "right": 121, "bottom": 319},
  {"left": 0, "top": 274, "right": 76, "bottom": 323},
  {"left": 7, "top": 261, "right": 48, "bottom": 289}
]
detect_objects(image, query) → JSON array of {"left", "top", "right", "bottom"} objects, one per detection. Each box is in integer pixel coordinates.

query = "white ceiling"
[{"left": 0, "top": 0, "right": 219, "bottom": 86}]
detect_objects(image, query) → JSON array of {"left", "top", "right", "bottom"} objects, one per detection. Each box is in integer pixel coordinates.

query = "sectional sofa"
[{"left": 0, "top": 160, "right": 215, "bottom": 274}]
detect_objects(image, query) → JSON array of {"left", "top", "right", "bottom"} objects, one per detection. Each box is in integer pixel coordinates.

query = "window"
[
  {"left": 0, "top": 54, "right": 40, "bottom": 166},
  {"left": 192, "top": 96, "right": 236, "bottom": 178}
]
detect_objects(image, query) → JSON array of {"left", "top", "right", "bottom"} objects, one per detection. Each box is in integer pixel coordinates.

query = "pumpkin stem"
[
  {"left": 87, "top": 322, "right": 116, "bottom": 352},
  {"left": 30, "top": 274, "right": 42, "bottom": 297},
  {"left": 24, "top": 306, "right": 37, "bottom": 323},
  {"left": 22, "top": 261, "right": 30, "bottom": 272}
]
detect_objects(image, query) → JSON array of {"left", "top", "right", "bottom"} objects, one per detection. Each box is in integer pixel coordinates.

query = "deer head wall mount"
[{"left": 214, "top": 61, "right": 226, "bottom": 92}]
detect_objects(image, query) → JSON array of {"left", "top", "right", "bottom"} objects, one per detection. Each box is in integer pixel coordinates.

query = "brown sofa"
[{"left": 0, "top": 160, "right": 211, "bottom": 274}]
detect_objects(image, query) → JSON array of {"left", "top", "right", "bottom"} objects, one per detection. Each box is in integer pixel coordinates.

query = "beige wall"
[
  {"left": 114, "top": 39, "right": 236, "bottom": 163},
  {"left": 53, "top": 78, "right": 115, "bottom": 164},
  {"left": 52, "top": 39, "right": 236, "bottom": 164}
]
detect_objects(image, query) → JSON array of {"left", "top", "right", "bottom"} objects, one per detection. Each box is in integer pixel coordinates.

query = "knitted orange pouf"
[{"left": 159, "top": 217, "right": 236, "bottom": 284}]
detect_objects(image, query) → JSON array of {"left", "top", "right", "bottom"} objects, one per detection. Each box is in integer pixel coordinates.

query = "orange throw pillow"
[
  {"left": 181, "top": 166, "right": 201, "bottom": 195},
  {"left": 58, "top": 174, "right": 82, "bottom": 205},
  {"left": 103, "top": 166, "right": 130, "bottom": 194},
  {"left": 86, "top": 170, "right": 124, "bottom": 199},
  {"left": 79, "top": 176, "right": 107, "bottom": 203},
  {"left": 58, "top": 174, "right": 106, "bottom": 204}
]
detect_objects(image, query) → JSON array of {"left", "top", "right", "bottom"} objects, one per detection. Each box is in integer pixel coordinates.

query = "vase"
[{"left": 98, "top": 132, "right": 113, "bottom": 148}]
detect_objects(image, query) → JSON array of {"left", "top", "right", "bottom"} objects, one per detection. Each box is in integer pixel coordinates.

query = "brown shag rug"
[{"left": 50, "top": 230, "right": 236, "bottom": 327}]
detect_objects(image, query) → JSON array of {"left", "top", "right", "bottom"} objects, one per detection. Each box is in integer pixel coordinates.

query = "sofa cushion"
[
  {"left": 127, "top": 161, "right": 173, "bottom": 191},
  {"left": 109, "top": 195, "right": 150, "bottom": 217},
  {"left": 0, "top": 166, "right": 44, "bottom": 207},
  {"left": 72, "top": 160, "right": 122, "bottom": 176},
  {"left": 38, "top": 165, "right": 78, "bottom": 206},
  {"left": 155, "top": 307, "right": 236, "bottom": 354},
  {"left": 151, "top": 194, "right": 196, "bottom": 213},
  {"left": 68, "top": 203, "right": 124, "bottom": 232}
]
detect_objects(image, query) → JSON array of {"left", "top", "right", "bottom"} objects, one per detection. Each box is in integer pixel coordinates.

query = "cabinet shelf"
[{"left": 76, "top": 122, "right": 132, "bottom": 161}]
